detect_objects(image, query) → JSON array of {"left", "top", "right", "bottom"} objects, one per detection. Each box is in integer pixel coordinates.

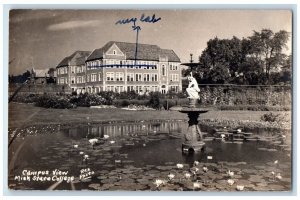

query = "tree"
[
  {"left": 247, "top": 29, "right": 290, "bottom": 84},
  {"left": 280, "top": 54, "right": 292, "bottom": 84},
  {"left": 197, "top": 37, "right": 245, "bottom": 84}
]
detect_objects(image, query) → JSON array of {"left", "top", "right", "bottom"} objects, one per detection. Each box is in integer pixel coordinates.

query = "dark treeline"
[{"left": 183, "top": 29, "right": 291, "bottom": 85}]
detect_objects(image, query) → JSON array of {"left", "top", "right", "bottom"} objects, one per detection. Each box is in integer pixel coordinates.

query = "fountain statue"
[
  {"left": 179, "top": 55, "right": 208, "bottom": 153},
  {"left": 186, "top": 72, "right": 200, "bottom": 107}
]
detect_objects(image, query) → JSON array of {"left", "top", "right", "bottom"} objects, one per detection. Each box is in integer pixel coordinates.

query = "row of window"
[
  {"left": 58, "top": 67, "right": 68, "bottom": 75},
  {"left": 87, "top": 60, "right": 160, "bottom": 67},
  {"left": 87, "top": 85, "right": 161, "bottom": 93},
  {"left": 88, "top": 65, "right": 159, "bottom": 70},
  {"left": 58, "top": 65, "right": 87, "bottom": 75},
  {"left": 73, "top": 85, "right": 178, "bottom": 94},
  {"left": 86, "top": 72, "right": 161, "bottom": 82},
  {"left": 59, "top": 73, "right": 179, "bottom": 85}
]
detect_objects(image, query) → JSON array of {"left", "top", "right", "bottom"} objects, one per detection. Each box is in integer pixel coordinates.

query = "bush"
[
  {"left": 147, "top": 92, "right": 161, "bottom": 109},
  {"left": 13, "top": 93, "right": 39, "bottom": 103},
  {"left": 97, "top": 91, "right": 116, "bottom": 105},
  {"left": 117, "top": 91, "right": 139, "bottom": 100},
  {"left": 261, "top": 113, "right": 281, "bottom": 122},
  {"left": 161, "top": 99, "right": 176, "bottom": 110},
  {"left": 218, "top": 105, "right": 291, "bottom": 111},
  {"left": 35, "top": 94, "right": 73, "bottom": 109},
  {"left": 113, "top": 99, "right": 148, "bottom": 107},
  {"left": 113, "top": 99, "right": 130, "bottom": 107},
  {"left": 70, "top": 93, "right": 106, "bottom": 107}
]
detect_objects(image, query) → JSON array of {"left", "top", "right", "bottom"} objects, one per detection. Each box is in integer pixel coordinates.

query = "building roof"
[
  {"left": 57, "top": 51, "right": 91, "bottom": 68},
  {"left": 86, "top": 41, "right": 181, "bottom": 62},
  {"left": 32, "top": 68, "right": 49, "bottom": 77}
]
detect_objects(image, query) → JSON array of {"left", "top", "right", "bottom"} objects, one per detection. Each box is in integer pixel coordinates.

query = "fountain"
[{"left": 179, "top": 54, "right": 208, "bottom": 153}]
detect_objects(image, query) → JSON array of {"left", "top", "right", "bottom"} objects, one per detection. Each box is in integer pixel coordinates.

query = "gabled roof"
[
  {"left": 57, "top": 51, "right": 91, "bottom": 68},
  {"left": 86, "top": 41, "right": 180, "bottom": 62}
]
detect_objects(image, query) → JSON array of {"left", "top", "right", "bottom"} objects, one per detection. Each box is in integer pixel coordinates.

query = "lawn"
[{"left": 8, "top": 103, "right": 291, "bottom": 129}]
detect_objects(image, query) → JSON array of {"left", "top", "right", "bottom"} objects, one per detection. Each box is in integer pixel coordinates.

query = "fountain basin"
[{"left": 179, "top": 108, "right": 209, "bottom": 153}]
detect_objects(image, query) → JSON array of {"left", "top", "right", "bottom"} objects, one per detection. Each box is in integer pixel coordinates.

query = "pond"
[{"left": 8, "top": 120, "right": 291, "bottom": 191}]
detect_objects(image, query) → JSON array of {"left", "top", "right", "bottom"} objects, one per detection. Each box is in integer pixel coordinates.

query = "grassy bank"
[{"left": 9, "top": 103, "right": 291, "bottom": 129}]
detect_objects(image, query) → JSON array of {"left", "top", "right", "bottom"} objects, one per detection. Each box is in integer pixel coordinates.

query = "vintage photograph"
[{"left": 8, "top": 9, "right": 292, "bottom": 191}]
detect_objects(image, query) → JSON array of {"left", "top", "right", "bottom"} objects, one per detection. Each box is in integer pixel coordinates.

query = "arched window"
[{"left": 162, "top": 65, "right": 166, "bottom": 76}]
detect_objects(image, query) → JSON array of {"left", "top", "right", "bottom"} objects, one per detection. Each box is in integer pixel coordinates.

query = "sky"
[{"left": 8, "top": 9, "right": 292, "bottom": 75}]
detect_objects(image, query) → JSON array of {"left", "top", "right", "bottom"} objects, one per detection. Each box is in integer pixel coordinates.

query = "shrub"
[
  {"left": 147, "top": 92, "right": 161, "bottom": 109},
  {"left": 13, "top": 93, "right": 39, "bottom": 103},
  {"left": 70, "top": 93, "right": 106, "bottom": 107},
  {"left": 261, "top": 113, "right": 281, "bottom": 122},
  {"left": 117, "top": 91, "right": 139, "bottom": 100},
  {"left": 35, "top": 94, "right": 73, "bottom": 109},
  {"left": 113, "top": 99, "right": 130, "bottom": 107},
  {"left": 113, "top": 99, "right": 148, "bottom": 107},
  {"left": 161, "top": 99, "right": 176, "bottom": 110},
  {"left": 218, "top": 105, "right": 291, "bottom": 111},
  {"left": 97, "top": 91, "right": 116, "bottom": 105}
]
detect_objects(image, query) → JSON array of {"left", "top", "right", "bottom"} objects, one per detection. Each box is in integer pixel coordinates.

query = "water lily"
[
  {"left": 103, "top": 135, "right": 109, "bottom": 139},
  {"left": 110, "top": 140, "right": 115, "bottom": 144},
  {"left": 194, "top": 161, "right": 199, "bottom": 166},
  {"left": 167, "top": 173, "right": 175, "bottom": 180},
  {"left": 236, "top": 185, "right": 244, "bottom": 191},
  {"left": 274, "top": 160, "right": 278, "bottom": 164},
  {"left": 271, "top": 171, "right": 275, "bottom": 175},
  {"left": 176, "top": 163, "right": 184, "bottom": 169},
  {"left": 221, "top": 134, "right": 226, "bottom": 139},
  {"left": 89, "top": 138, "right": 98, "bottom": 145},
  {"left": 79, "top": 151, "right": 84, "bottom": 155},
  {"left": 227, "top": 170, "right": 234, "bottom": 177},
  {"left": 143, "top": 143, "right": 146, "bottom": 147},
  {"left": 190, "top": 167, "right": 199, "bottom": 175},
  {"left": 84, "top": 155, "right": 89, "bottom": 159},
  {"left": 237, "top": 129, "right": 242, "bottom": 133},
  {"left": 184, "top": 172, "right": 191, "bottom": 179},
  {"left": 276, "top": 173, "right": 282, "bottom": 180},
  {"left": 73, "top": 144, "right": 78, "bottom": 148},
  {"left": 115, "top": 160, "right": 121, "bottom": 163},
  {"left": 193, "top": 182, "right": 202, "bottom": 189},
  {"left": 227, "top": 179, "right": 235, "bottom": 185},
  {"left": 207, "top": 156, "right": 213, "bottom": 160},
  {"left": 154, "top": 179, "right": 165, "bottom": 188},
  {"left": 203, "top": 167, "right": 208, "bottom": 172}
]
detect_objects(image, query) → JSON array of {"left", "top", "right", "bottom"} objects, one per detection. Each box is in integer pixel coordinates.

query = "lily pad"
[
  {"left": 254, "top": 165, "right": 265, "bottom": 170},
  {"left": 88, "top": 183, "right": 101, "bottom": 190},
  {"left": 267, "top": 149, "right": 278, "bottom": 152},
  {"left": 80, "top": 178, "right": 92, "bottom": 183},
  {"left": 136, "top": 178, "right": 150, "bottom": 184},
  {"left": 268, "top": 184, "right": 286, "bottom": 191},
  {"left": 256, "top": 182, "right": 268, "bottom": 187},
  {"left": 101, "top": 178, "right": 118, "bottom": 184},
  {"left": 248, "top": 175, "right": 265, "bottom": 183}
]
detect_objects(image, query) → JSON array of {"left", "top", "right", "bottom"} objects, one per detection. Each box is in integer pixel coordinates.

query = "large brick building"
[{"left": 56, "top": 41, "right": 182, "bottom": 94}]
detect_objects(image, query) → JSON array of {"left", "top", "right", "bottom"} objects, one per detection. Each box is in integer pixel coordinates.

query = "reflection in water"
[{"left": 64, "top": 121, "right": 185, "bottom": 140}]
